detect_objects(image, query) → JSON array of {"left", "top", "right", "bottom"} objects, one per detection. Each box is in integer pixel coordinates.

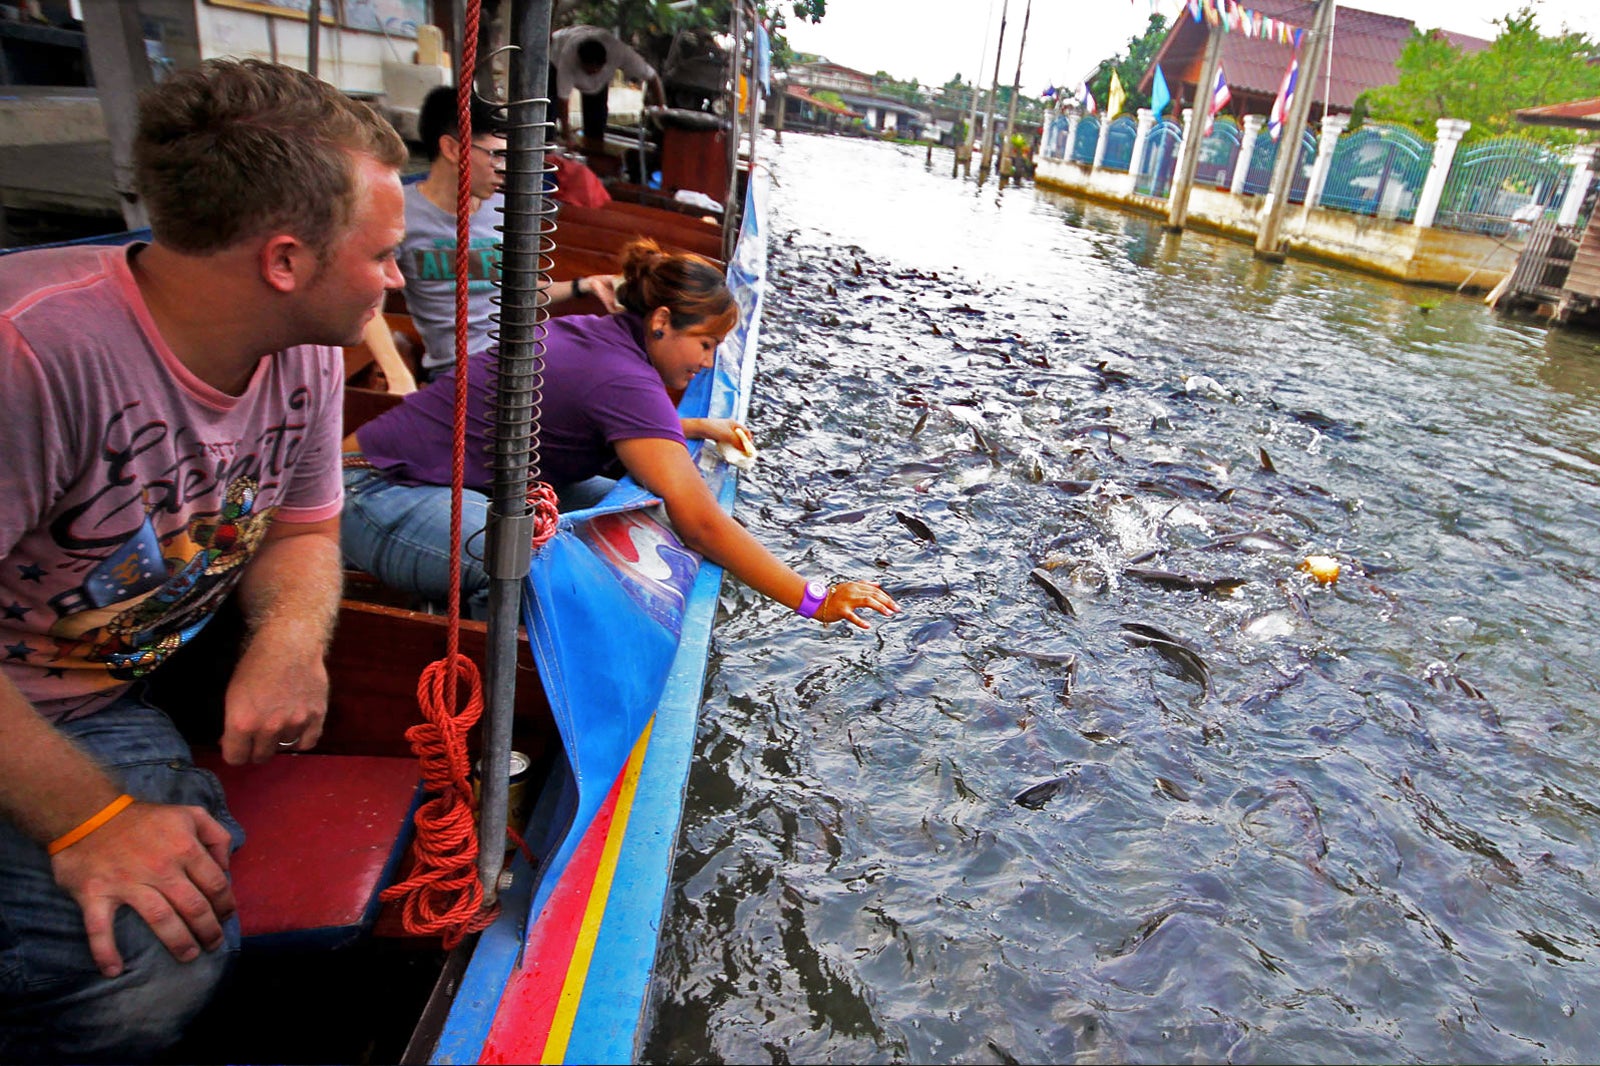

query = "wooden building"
[
  {"left": 1492, "top": 97, "right": 1600, "bottom": 326},
  {"left": 1140, "top": 3, "right": 1488, "bottom": 123}
]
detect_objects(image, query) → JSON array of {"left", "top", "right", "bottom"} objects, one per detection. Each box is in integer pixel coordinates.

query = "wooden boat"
[{"left": 1, "top": 9, "right": 770, "bottom": 1062}]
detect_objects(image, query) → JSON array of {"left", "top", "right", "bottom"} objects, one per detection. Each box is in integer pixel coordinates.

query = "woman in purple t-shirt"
[{"left": 341, "top": 240, "right": 899, "bottom": 629}]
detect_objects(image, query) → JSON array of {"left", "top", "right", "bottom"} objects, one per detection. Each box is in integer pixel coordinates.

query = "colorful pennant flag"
[
  {"left": 1268, "top": 54, "right": 1299, "bottom": 141},
  {"left": 1081, "top": 81, "right": 1097, "bottom": 115},
  {"left": 1107, "top": 70, "right": 1126, "bottom": 119},
  {"left": 1204, "top": 64, "right": 1231, "bottom": 134},
  {"left": 1185, "top": 0, "right": 1303, "bottom": 43},
  {"left": 1150, "top": 64, "right": 1171, "bottom": 120}
]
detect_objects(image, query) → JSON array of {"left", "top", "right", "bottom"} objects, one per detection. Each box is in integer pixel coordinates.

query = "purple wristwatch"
[{"left": 796, "top": 579, "right": 828, "bottom": 618}]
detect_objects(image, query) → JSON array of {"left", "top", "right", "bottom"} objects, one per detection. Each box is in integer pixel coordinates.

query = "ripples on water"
[{"left": 643, "top": 133, "right": 1600, "bottom": 1064}]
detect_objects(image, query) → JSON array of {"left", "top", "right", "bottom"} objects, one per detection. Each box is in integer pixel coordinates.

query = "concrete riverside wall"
[
  {"left": 1035, "top": 156, "right": 1521, "bottom": 291},
  {"left": 0, "top": 89, "right": 106, "bottom": 147}
]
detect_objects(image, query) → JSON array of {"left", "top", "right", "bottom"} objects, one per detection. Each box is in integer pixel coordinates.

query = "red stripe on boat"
[{"left": 479, "top": 767, "right": 629, "bottom": 1063}]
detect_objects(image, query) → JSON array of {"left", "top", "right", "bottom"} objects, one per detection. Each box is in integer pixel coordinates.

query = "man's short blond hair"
[{"left": 134, "top": 58, "right": 407, "bottom": 257}]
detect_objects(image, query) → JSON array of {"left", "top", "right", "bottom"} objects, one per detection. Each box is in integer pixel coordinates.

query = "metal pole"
[
  {"left": 1164, "top": 24, "right": 1222, "bottom": 232},
  {"left": 978, "top": 0, "right": 1008, "bottom": 184},
  {"left": 477, "top": 0, "right": 555, "bottom": 907},
  {"left": 722, "top": 1, "right": 742, "bottom": 261},
  {"left": 962, "top": 0, "right": 996, "bottom": 178},
  {"left": 746, "top": 3, "right": 761, "bottom": 186},
  {"left": 998, "top": 0, "right": 1030, "bottom": 184},
  {"left": 1255, "top": 0, "right": 1335, "bottom": 260},
  {"left": 79, "top": 0, "right": 151, "bottom": 231},
  {"left": 306, "top": 0, "right": 321, "bottom": 78}
]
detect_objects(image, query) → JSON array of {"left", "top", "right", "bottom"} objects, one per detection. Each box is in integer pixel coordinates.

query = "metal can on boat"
[{"left": 473, "top": 750, "right": 531, "bottom": 834}]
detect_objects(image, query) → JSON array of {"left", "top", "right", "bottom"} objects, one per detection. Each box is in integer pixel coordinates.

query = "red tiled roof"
[
  {"left": 785, "top": 84, "right": 862, "bottom": 118},
  {"left": 1517, "top": 97, "right": 1600, "bottom": 130},
  {"left": 1144, "top": 3, "right": 1490, "bottom": 112}
]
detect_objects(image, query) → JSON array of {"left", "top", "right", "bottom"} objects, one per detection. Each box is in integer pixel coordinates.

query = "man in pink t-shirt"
[{"left": 0, "top": 60, "right": 406, "bottom": 1060}]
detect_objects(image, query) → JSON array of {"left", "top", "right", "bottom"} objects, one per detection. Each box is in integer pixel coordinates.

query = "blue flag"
[{"left": 1151, "top": 64, "right": 1171, "bottom": 120}]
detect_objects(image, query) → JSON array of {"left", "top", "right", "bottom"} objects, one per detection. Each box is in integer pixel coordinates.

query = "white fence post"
[
  {"left": 1065, "top": 113, "right": 1081, "bottom": 162},
  {"left": 1414, "top": 117, "right": 1471, "bottom": 229},
  {"left": 1558, "top": 144, "right": 1598, "bottom": 226},
  {"left": 1128, "top": 108, "right": 1155, "bottom": 194},
  {"left": 1092, "top": 113, "right": 1111, "bottom": 171},
  {"left": 1302, "top": 113, "right": 1349, "bottom": 213},
  {"left": 1232, "top": 114, "right": 1264, "bottom": 195}
]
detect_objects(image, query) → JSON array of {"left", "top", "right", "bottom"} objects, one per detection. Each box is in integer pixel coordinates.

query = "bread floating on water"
[{"left": 1299, "top": 555, "right": 1340, "bottom": 585}]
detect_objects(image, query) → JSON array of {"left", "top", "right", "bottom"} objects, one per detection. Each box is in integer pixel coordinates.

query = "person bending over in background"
[
  {"left": 549, "top": 24, "right": 667, "bottom": 147},
  {"left": 342, "top": 239, "right": 899, "bottom": 629}
]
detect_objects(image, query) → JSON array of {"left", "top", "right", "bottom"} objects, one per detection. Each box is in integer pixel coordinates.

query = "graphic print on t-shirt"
[
  {"left": 47, "top": 478, "right": 272, "bottom": 681},
  {"left": 409, "top": 237, "right": 500, "bottom": 292},
  {"left": 3, "top": 392, "right": 309, "bottom": 702}
]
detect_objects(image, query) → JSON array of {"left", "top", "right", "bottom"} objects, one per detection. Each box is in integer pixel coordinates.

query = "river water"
[{"left": 643, "top": 132, "right": 1600, "bottom": 1064}]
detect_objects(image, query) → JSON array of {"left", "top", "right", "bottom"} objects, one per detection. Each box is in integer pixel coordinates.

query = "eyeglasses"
[{"left": 470, "top": 143, "right": 508, "bottom": 163}]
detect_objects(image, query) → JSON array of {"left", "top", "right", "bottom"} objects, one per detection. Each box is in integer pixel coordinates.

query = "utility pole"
[
  {"left": 1164, "top": 24, "right": 1222, "bottom": 231},
  {"left": 1255, "top": 0, "right": 1335, "bottom": 261},
  {"left": 306, "top": 0, "right": 321, "bottom": 78},
  {"left": 959, "top": 0, "right": 995, "bottom": 178},
  {"left": 977, "top": 0, "right": 1008, "bottom": 184},
  {"left": 79, "top": 0, "right": 151, "bottom": 230},
  {"left": 998, "top": 0, "right": 1031, "bottom": 185}
]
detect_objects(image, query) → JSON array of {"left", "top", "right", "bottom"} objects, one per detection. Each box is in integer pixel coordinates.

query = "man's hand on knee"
[{"left": 51, "top": 802, "right": 236, "bottom": 977}]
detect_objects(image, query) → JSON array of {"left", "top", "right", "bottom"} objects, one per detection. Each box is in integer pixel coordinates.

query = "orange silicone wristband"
[{"left": 47, "top": 794, "right": 135, "bottom": 856}]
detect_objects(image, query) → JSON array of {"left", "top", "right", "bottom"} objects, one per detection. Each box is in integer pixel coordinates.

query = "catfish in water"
[
  {"left": 1029, "top": 567, "right": 1077, "bottom": 617},
  {"left": 1014, "top": 772, "right": 1077, "bottom": 810},
  {"left": 1121, "top": 622, "right": 1212, "bottom": 695},
  {"left": 894, "top": 510, "right": 936, "bottom": 542},
  {"left": 1123, "top": 567, "right": 1248, "bottom": 595}
]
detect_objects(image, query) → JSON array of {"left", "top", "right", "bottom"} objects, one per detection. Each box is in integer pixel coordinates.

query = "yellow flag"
[{"left": 1107, "top": 70, "right": 1127, "bottom": 118}]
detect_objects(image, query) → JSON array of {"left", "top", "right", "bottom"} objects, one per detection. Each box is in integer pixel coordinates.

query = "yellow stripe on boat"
[{"left": 541, "top": 717, "right": 655, "bottom": 1064}]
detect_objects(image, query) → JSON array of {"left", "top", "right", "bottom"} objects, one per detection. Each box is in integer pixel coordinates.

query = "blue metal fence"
[
  {"left": 1101, "top": 116, "right": 1138, "bottom": 173},
  {"left": 1318, "top": 123, "right": 1433, "bottom": 222},
  {"left": 1045, "top": 114, "right": 1070, "bottom": 159},
  {"left": 1071, "top": 116, "right": 1099, "bottom": 165},
  {"left": 1134, "top": 119, "right": 1183, "bottom": 197},
  {"left": 1197, "top": 117, "right": 1242, "bottom": 190},
  {"left": 1241, "top": 129, "right": 1317, "bottom": 201},
  {"left": 1434, "top": 134, "right": 1570, "bottom": 235}
]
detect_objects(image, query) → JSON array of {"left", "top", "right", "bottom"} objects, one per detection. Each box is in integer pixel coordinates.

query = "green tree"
[
  {"left": 1086, "top": 13, "right": 1167, "bottom": 116},
  {"left": 1359, "top": 7, "right": 1600, "bottom": 143}
]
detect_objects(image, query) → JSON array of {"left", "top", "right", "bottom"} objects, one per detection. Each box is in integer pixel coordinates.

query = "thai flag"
[
  {"left": 1204, "top": 64, "right": 1231, "bottom": 135},
  {"left": 1268, "top": 55, "right": 1298, "bottom": 141},
  {"left": 1081, "top": 81, "right": 1097, "bottom": 115}
]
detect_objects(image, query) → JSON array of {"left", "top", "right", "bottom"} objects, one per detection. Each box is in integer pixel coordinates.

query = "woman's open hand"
[
  {"left": 819, "top": 581, "right": 901, "bottom": 630},
  {"left": 684, "top": 418, "right": 755, "bottom": 456}
]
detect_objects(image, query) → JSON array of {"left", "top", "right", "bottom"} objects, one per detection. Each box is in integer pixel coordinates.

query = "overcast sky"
[{"left": 780, "top": 0, "right": 1600, "bottom": 94}]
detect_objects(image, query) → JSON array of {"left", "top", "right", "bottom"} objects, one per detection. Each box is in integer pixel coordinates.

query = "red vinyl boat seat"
[{"left": 194, "top": 752, "right": 422, "bottom": 950}]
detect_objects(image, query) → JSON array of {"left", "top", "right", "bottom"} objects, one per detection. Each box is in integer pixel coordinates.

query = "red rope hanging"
[
  {"left": 383, "top": 0, "right": 495, "bottom": 943},
  {"left": 384, "top": 0, "right": 561, "bottom": 942}
]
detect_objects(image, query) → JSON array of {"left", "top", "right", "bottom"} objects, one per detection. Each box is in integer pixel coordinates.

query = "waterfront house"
[
  {"left": 1139, "top": 3, "right": 1489, "bottom": 125},
  {"left": 1493, "top": 96, "right": 1600, "bottom": 326},
  {"left": 785, "top": 59, "right": 932, "bottom": 140}
]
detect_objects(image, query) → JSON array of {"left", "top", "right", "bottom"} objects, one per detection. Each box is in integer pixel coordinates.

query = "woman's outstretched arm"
[{"left": 615, "top": 437, "right": 898, "bottom": 629}]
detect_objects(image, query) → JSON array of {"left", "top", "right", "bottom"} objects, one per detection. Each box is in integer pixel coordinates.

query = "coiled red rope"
[{"left": 379, "top": 654, "right": 492, "bottom": 947}]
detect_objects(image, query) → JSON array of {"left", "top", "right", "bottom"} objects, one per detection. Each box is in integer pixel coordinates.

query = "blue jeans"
[
  {"left": 0, "top": 694, "right": 244, "bottom": 1063},
  {"left": 341, "top": 467, "right": 492, "bottom": 619},
  {"left": 341, "top": 469, "right": 619, "bottom": 618}
]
